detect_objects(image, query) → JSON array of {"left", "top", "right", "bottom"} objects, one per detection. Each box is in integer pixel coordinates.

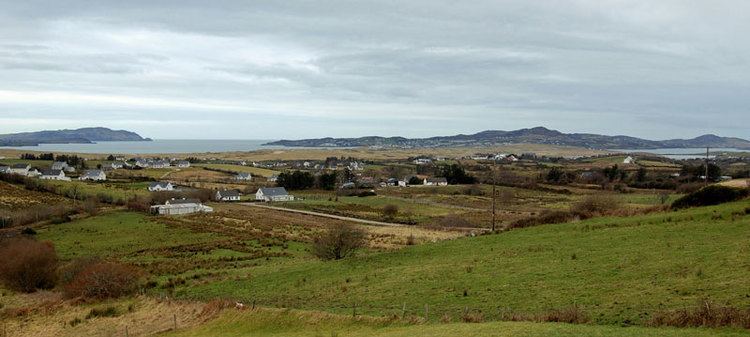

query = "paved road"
[{"left": 239, "top": 202, "right": 488, "bottom": 232}]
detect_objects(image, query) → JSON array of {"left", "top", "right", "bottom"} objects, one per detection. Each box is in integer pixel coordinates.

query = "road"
[{"left": 239, "top": 202, "right": 488, "bottom": 232}]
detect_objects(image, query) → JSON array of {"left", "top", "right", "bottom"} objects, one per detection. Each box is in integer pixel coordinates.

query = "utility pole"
[
  {"left": 491, "top": 157, "right": 497, "bottom": 232},
  {"left": 704, "top": 147, "right": 709, "bottom": 186}
]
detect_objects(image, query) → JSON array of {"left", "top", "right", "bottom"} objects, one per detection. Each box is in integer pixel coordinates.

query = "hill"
[
  {"left": 0, "top": 127, "right": 150, "bottom": 146},
  {"left": 178, "top": 200, "right": 750, "bottom": 327},
  {"left": 264, "top": 126, "right": 750, "bottom": 150}
]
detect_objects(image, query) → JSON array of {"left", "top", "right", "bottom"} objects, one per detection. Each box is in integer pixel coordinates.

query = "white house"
[
  {"left": 150, "top": 198, "right": 213, "bottom": 215},
  {"left": 413, "top": 158, "right": 432, "bottom": 165},
  {"left": 39, "top": 169, "right": 71, "bottom": 181},
  {"left": 0, "top": 166, "right": 9, "bottom": 174},
  {"left": 267, "top": 175, "right": 278, "bottom": 182},
  {"left": 107, "top": 161, "right": 128, "bottom": 169},
  {"left": 216, "top": 189, "right": 241, "bottom": 202},
  {"left": 51, "top": 161, "right": 75, "bottom": 172},
  {"left": 423, "top": 177, "right": 448, "bottom": 186},
  {"left": 623, "top": 156, "right": 635, "bottom": 164},
  {"left": 235, "top": 172, "right": 252, "bottom": 181},
  {"left": 256, "top": 187, "right": 293, "bottom": 202},
  {"left": 148, "top": 182, "right": 174, "bottom": 191},
  {"left": 175, "top": 160, "right": 190, "bottom": 168},
  {"left": 80, "top": 169, "right": 106, "bottom": 181},
  {"left": 134, "top": 158, "right": 150, "bottom": 168},
  {"left": 26, "top": 168, "right": 41, "bottom": 177},
  {"left": 151, "top": 160, "right": 170, "bottom": 168},
  {"left": 9, "top": 163, "right": 31, "bottom": 175}
]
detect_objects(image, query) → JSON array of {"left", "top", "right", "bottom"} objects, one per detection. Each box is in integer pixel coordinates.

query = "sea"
[
  {"left": 611, "top": 147, "right": 749, "bottom": 160},
  {"left": 0, "top": 139, "right": 291, "bottom": 154}
]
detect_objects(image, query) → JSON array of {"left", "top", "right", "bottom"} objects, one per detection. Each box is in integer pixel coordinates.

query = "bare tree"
[{"left": 312, "top": 223, "right": 367, "bottom": 260}]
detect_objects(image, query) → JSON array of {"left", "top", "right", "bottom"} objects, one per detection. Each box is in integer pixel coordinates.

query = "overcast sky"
[{"left": 0, "top": 1, "right": 748, "bottom": 140}]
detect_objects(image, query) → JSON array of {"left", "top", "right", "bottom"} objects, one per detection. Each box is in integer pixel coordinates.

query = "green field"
[
  {"left": 165, "top": 308, "right": 748, "bottom": 337},
  {"left": 195, "top": 163, "right": 280, "bottom": 177},
  {"left": 174, "top": 200, "right": 750, "bottom": 327}
]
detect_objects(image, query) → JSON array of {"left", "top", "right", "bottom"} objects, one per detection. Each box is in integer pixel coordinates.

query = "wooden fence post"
[
  {"left": 424, "top": 304, "right": 429, "bottom": 321},
  {"left": 352, "top": 303, "right": 357, "bottom": 317},
  {"left": 125, "top": 325, "right": 129, "bottom": 337},
  {"left": 402, "top": 302, "right": 406, "bottom": 319},
  {"left": 173, "top": 313, "right": 177, "bottom": 330}
]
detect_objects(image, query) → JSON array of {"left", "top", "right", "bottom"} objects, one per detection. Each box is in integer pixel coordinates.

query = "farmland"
[{"left": 1, "top": 145, "right": 749, "bottom": 337}]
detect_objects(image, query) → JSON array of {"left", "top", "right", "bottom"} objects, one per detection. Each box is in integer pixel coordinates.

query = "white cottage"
[
  {"left": 39, "top": 169, "right": 71, "bottom": 181},
  {"left": 148, "top": 182, "right": 174, "bottom": 191},
  {"left": 256, "top": 187, "right": 293, "bottom": 202},
  {"left": 150, "top": 198, "right": 213, "bottom": 215},
  {"left": 216, "top": 189, "right": 241, "bottom": 202},
  {"left": 80, "top": 170, "right": 106, "bottom": 181}
]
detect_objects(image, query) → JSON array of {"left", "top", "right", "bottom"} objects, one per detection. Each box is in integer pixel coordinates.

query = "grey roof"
[
  {"left": 149, "top": 181, "right": 172, "bottom": 188},
  {"left": 175, "top": 160, "right": 190, "bottom": 165},
  {"left": 167, "top": 198, "right": 201, "bottom": 205},
  {"left": 258, "top": 187, "right": 289, "bottom": 196},
  {"left": 236, "top": 172, "right": 251, "bottom": 177},
  {"left": 12, "top": 163, "right": 30, "bottom": 169},
  {"left": 426, "top": 177, "right": 448, "bottom": 183},
  {"left": 217, "top": 189, "right": 241, "bottom": 197},
  {"left": 82, "top": 170, "right": 104, "bottom": 177},
  {"left": 41, "top": 169, "right": 63, "bottom": 176}
]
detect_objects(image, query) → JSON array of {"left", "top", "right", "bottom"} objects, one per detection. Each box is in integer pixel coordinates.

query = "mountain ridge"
[
  {"left": 0, "top": 127, "right": 151, "bottom": 146},
  {"left": 264, "top": 126, "right": 750, "bottom": 149}
]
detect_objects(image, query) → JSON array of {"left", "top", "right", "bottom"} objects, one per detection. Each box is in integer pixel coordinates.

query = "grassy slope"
[
  {"left": 195, "top": 163, "right": 279, "bottom": 177},
  {"left": 166, "top": 308, "right": 748, "bottom": 337},
  {"left": 36, "top": 212, "right": 221, "bottom": 259},
  {"left": 178, "top": 200, "right": 750, "bottom": 326}
]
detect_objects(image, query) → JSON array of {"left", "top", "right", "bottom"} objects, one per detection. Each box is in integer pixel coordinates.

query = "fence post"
[
  {"left": 125, "top": 326, "right": 129, "bottom": 337},
  {"left": 352, "top": 303, "right": 357, "bottom": 317},
  {"left": 173, "top": 313, "right": 177, "bottom": 330},
  {"left": 402, "top": 302, "right": 406, "bottom": 319},
  {"left": 424, "top": 304, "right": 429, "bottom": 321},
  {"left": 252, "top": 300, "right": 256, "bottom": 310}
]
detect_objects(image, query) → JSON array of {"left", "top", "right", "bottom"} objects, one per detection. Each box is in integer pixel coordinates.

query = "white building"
[
  {"left": 39, "top": 169, "right": 71, "bottom": 181},
  {"left": 9, "top": 163, "right": 31, "bottom": 175},
  {"left": 423, "top": 177, "right": 448, "bottom": 186},
  {"left": 216, "top": 189, "right": 241, "bottom": 202},
  {"left": 51, "top": 161, "right": 75, "bottom": 172},
  {"left": 623, "top": 156, "right": 635, "bottom": 164},
  {"left": 150, "top": 198, "right": 213, "bottom": 215},
  {"left": 80, "top": 170, "right": 107, "bottom": 181},
  {"left": 256, "top": 187, "right": 294, "bottom": 202},
  {"left": 175, "top": 160, "right": 190, "bottom": 168},
  {"left": 148, "top": 182, "right": 174, "bottom": 191},
  {"left": 235, "top": 172, "right": 252, "bottom": 181}
]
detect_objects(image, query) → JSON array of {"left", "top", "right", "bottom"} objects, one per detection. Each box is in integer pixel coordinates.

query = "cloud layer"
[{"left": 1, "top": 1, "right": 748, "bottom": 139}]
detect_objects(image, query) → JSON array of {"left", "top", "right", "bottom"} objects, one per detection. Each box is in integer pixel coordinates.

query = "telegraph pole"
[
  {"left": 704, "top": 147, "right": 709, "bottom": 186},
  {"left": 491, "top": 157, "right": 497, "bottom": 232}
]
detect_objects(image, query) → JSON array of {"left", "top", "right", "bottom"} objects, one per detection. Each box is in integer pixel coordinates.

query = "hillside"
[
  {"left": 0, "top": 127, "right": 150, "bottom": 146},
  {"left": 264, "top": 126, "right": 750, "bottom": 150},
  {"left": 178, "top": 200, "right": 750, "bottom": 327}
]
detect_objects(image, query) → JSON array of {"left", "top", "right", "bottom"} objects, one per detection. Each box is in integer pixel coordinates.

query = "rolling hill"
[
  {"left": 264, "top": 126, "right": 750, "bottom": 150},
  {"left": 0, "top": 127, "right": 150, "bottom": 146}
]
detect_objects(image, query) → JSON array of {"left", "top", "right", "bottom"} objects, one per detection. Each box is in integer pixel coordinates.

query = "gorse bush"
[
  {"left": 570, "top": 195, "right": 621, "bottom": 217},
  {"left": 0, "top": 238, "right": 58, "bottom": 292},
  {"left": 672, "top": 185, "right": 749, "bottom": 209},
  {"left": 64, "top": 261, "right": 145, "bottom": 299}
]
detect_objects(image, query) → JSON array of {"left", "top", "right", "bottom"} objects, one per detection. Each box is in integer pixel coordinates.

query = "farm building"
[
  {"left": 423, "top": 177, "right": 448, "bottom": 186},
  {"left": 148, "top": 182, "right": 174, "bottom": 191},
  {"left": 38, "top": 169, "right": 71, "bottom": 181},
  {"left": 151, "top": 198, "right": 213, "bottom": 215},
  {"left": 9, "top": 163, "right": 31, "bottom": 175},
  {"left": 235, "top": 172, "right": 252, "bottom": 181},
  {"left": 79, "top": 170, "right": 106, "bottom": 181},
  {"left": 216, "top": 189, "right": 242, "bottom": 202},
  {"left": 256, "top": 187, "right": 293, "bottom": 202}
]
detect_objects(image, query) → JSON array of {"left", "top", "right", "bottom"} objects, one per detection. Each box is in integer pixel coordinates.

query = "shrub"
[
  {"left": 312, "top": 224, "right": 367, "bottom": 260},
  {"left": 0, "top": 238, "right": 58, "bottom": 292},
  {"left": 85, "top": 306, "right": 119, "bottom": 319},
  {"left": 508, "top": 210, "right": 575, "bottom": 229},
  {"left": 433, "top": 214, "right": 479, "bottom": 228},
  {"left": 649, "top": 299, "right": 750, "bottom": 329},
  {"left": 538, "top": 305, "right": 589, "bottom": 324},
  {"left": 672, "top": 185, "right": 749, "bottom": 209},
  {"left": 58, "top": 257, "right": 101, "bottom": 286},
  {"left": 570, "top": 195, "right": 621, "bottom": 217},
  {"left": 64, "top": 261, "right": 145, "bottom": 299},
  {"left": 382, "top": 204, "right": 399, "bottom": 220}
]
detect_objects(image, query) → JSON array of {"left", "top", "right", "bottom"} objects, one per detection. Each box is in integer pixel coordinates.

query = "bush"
[
  {"left": 58, "top": 257, "right": 101, "bottom": 286},
  {"left": 85, "top": 306, "right": 119, "bottom": 319},
  {"left": 312, "top": 224, "right": 367, "bottom": 260},
  {"left": 570, "top": 195, "right": 621, "bottom": 217},
  {"left": 672, "top": 185, "right": 749, "bottom": 209},
  {"left": 64, "top": 261, "right": 145, "bottom": 299},
  {"left": 433, "top": 214, "right": 479, "bottom": 228},
  {"left": 382, "top": 204, "right": 399, "bottom": 220},
  {"left": 0, "top": 238, "right": 58, "bottom": 292},
  {"left": 508, "top": 210, "right": 575, "bottom": 229},
  {"left": 649, "top": 299, "right": 750, "bottom": 329}
]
